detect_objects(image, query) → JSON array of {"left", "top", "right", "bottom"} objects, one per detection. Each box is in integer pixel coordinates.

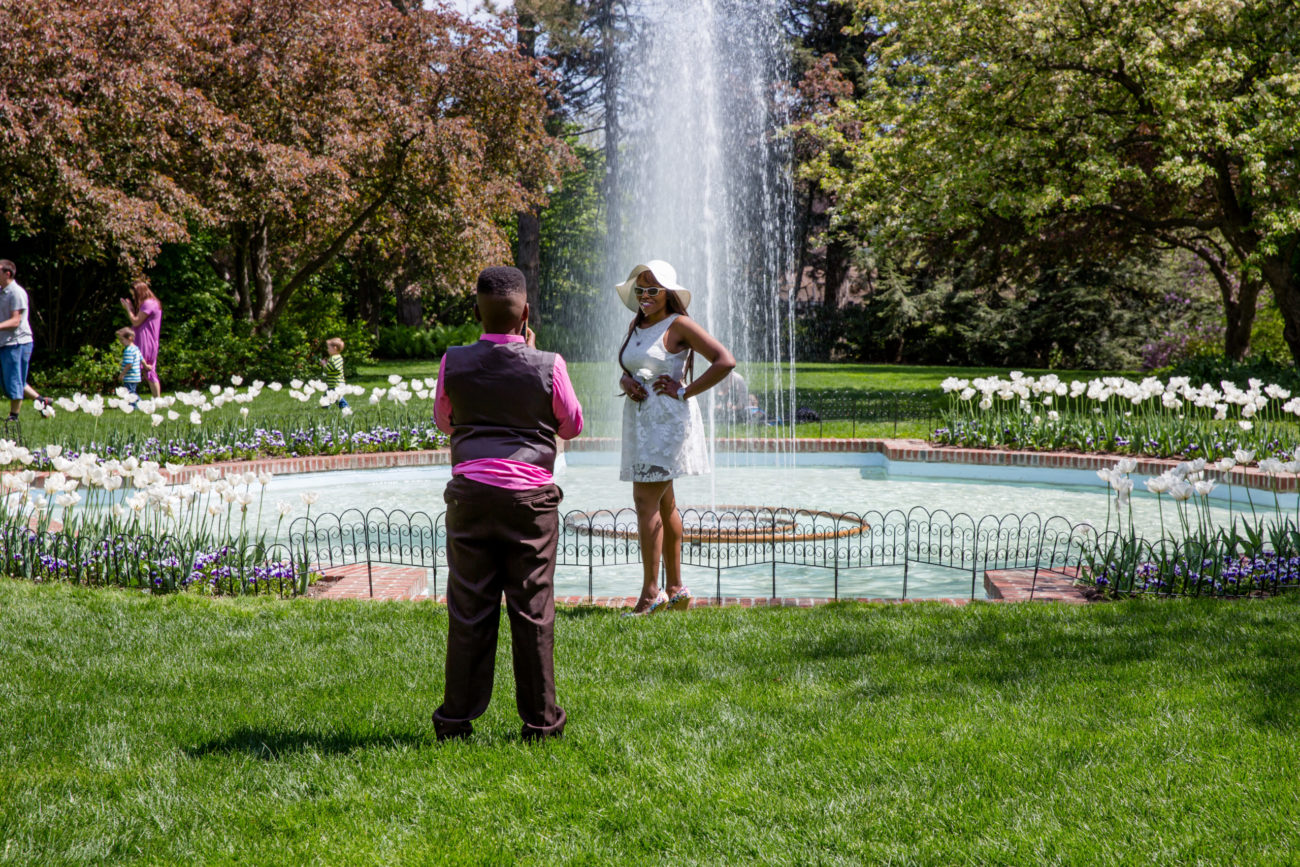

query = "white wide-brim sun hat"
[{"left": 615, "top": 260, "right": 692, "bottom": 313}]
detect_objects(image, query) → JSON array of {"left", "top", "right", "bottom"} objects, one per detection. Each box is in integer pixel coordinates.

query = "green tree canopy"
[{"left": 809, "top": 0, "right": 1300, "bottom": 361}]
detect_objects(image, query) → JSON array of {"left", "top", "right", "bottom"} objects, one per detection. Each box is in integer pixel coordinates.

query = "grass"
[{"left": 3, "top": 580, "right": 1298, "bottom": 864}]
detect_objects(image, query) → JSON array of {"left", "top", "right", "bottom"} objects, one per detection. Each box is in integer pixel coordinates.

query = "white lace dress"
[{"left": 619, "top": 314, "right": 710, "bottom": 483}]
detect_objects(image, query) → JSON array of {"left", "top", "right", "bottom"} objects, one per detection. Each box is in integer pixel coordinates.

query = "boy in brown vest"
[{"left": 431, "top": 266, "right": 584, "bottom": 741}]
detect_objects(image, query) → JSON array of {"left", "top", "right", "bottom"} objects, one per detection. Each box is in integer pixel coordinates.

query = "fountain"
[{"left": 594, "top": 0, "right": 797, "bottom": 461}]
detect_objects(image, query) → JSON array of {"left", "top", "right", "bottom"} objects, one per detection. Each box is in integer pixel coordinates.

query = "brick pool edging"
[
  {"left": 567, "top": 437, "right": 1299, "bottom": 492},
  {"left": 24, "top": 436, "right": 1291, "bottom": 493},
  {"left": 309, "top": 562, "right": 1088, "bottom": 604}
]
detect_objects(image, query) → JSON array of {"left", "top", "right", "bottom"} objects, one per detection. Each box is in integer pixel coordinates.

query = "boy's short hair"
[
  {"left": 115, "top": 327, "right": 135, "bottom": 341},
  {"left": 326, "top": 337, "right": 345, "bottom": 351},
  {"left": 0, "top": 259, "right": 15, "bottom": 277},
  {"left": 476, "top": 266, "right": 527, "bottom": 298}
]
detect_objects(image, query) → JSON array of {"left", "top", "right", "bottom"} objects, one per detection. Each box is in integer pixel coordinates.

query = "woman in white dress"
[{"left": 616, "top": 260, "right": 735, "bottom": 615}]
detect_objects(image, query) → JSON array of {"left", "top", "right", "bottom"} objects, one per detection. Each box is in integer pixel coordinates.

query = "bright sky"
[{"left": 443, "top": 0, "right": 511, "bottom": 18}]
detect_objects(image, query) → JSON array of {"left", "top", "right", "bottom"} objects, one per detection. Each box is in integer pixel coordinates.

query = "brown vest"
[{"left": 443, "top": 340, "right": 559, "bottom": 472}]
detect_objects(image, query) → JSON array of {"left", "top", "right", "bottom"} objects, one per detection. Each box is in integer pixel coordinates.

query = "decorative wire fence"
[
  {"left": 752, "top": 390, "right": 939, "bottom": 437},
  {"left": 580, "top": 390, "right": 939, "bottom": 438},
  {"left": 9, "top": 504, "right": 1299, "bottom": 601}
]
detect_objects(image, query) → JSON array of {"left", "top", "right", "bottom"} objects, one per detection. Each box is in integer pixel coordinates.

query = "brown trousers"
[{"left": 433, "top": 475, "right": 566, "bottom": 739}]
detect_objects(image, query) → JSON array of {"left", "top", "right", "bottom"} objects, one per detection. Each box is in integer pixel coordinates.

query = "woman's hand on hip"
[
  {"left": 652, "top": 375, "right": 685, "bottom": 399},
  {"left": 621, "top": 372, "right": 648, "bottom": 402}
]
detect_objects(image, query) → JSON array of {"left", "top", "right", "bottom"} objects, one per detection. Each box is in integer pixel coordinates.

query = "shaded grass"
[{"left": 2, "top": 580, "right": 1298, "bottom": 864}]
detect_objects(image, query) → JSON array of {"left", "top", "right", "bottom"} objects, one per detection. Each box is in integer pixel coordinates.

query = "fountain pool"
[{"left": 263, "top": 453, "right": 1289, "bottom": 600}]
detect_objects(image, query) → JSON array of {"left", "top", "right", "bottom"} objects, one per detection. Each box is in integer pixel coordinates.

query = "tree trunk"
[
  {"left": 824, "top": 237, "right": 852, "bottom": 309},
  {"left": 230, "top": 224, "right": 252, "bottom": 321},
  {"left": 600, "top": 0, "right": 621, "bottom": 267},
  {"left": 1261, "top": 253, "right": 1300, "bottom": 365},
  {"left": 1223, "top": 277, "right": 1261, "bottom": 361},
  {"left": 251, "top": 218, "right": 274, "bottom": 324},
  {"left": 517, "top": 209, "right": 542, "bottom": 313},
  {"left": 514, "top": 10, "right": 543, "bottom": 312},
  {"left": 396, "top": 282, "right": 423, "bottom": 327},
  {"left": 791, "top": 186, "right": 814, "bottom": 303}
]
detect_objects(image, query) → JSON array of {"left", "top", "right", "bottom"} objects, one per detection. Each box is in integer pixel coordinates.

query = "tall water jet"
[{"left": 600, "top": 0, "right": 797, "bottom": 467}]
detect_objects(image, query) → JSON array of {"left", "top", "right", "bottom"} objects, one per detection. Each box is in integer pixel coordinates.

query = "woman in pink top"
[{"left": 120, "top": 280, "right": 162, "bottom": 397}]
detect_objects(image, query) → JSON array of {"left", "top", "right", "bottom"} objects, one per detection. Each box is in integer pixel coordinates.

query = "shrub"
[
  {"left": 1156, "top": 353, "right": 1300, "bottom": 392},
  {"left": 32, "top": 344, "right": 120, "bottom": 392},
  {"left": 376, "top": 323, "right": 480, "bottom": 359}
]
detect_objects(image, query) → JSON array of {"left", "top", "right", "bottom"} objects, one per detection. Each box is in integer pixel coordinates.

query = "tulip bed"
[
  {"left": 934, "top": 372, "right": 1300, "bottom": 462},
  {"left": 12, "top": 374, "right": 447, "bottom": 467},
  {"left": 0, "top": 443, "right": 328, "bottom": 595}
]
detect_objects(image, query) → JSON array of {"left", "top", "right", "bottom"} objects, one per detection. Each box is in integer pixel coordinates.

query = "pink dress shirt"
[{"left": 434, "top": 333, "right": 584, "bottom": 489}]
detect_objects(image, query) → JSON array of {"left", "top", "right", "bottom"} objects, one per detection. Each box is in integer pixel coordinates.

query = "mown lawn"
[{"left": 2, "top": 581, "right": 1297, "bottom": 865}]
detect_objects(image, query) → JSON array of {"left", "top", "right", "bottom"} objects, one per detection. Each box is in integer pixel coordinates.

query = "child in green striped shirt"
[{"left": 320, "top": 337, "right": 349, "bottom": 409}]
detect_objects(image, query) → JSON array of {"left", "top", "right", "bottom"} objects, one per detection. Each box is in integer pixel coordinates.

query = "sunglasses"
[{"left": 633, "top": 286, "right": 664, "bottom": 297}]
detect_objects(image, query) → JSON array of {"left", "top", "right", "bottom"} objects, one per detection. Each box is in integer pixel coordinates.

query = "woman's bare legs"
[
  {"left": 659, "top": 483, "right": 684, "bottom": 598},
  {"left": 632, "top": 480, "right": 679, "bottom": 612}
]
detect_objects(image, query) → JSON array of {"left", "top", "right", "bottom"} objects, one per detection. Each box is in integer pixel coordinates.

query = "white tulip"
[
  {"left": 341, "top": 406, "right": 353, "bottom": 416},
  {"left": 1193, "top": 479, "right": 1217, "bottom": 497},
  {"left": 190, "top": 410, "right": 202, "bottom": 425},
  {"left": 1115, "top": 458, "right": 1137, "bottom": 474},
  {"left": 240, "top": 407, "right": 249, "bottom": 418},
  {"left": 388, "top": 374, "right": 403, "bottom": 385},
  {"left": 1169, "top": 482, "right": 1194, "bottom": 502},
  {"left": 300, "top": 492, "right": 320, "bottom": 506},
  {"left": 1145, "top": 475, "right": 1172, "bottom": 495},
  {"left": 167, "top": 410, "right": 180, "bottom": 421},
  {"left": 207, "top": 503, "right": 224, "bottom": 517},
  {"left": 269, "top": 382, "right": 283, "bottom": 391},
  {"left": 45, "top": 445, "right": 62, "bottom": 459},
  {"left": 55, "top": 492, "right": 80, "bottom": 508},
  {"left": 258, "top": 471, "right": 273, "bottom": 486},
  {"left": 151, "top": 413, "right": 163, "bottom": 427},
  {"left": 276, "top": 500, "right": 293, "bottom": 517}
]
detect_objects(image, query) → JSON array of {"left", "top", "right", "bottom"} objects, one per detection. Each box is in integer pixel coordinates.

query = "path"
[{"left": 310, "top": 563, "right": 1090, "bottom": 605}]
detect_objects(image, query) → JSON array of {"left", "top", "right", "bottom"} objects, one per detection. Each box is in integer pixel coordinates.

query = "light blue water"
[{"left": 259, "top": 454, "right": 1282, "bottom": 599}]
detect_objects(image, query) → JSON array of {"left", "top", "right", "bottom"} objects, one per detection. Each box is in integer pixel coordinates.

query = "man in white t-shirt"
[{"left": 0, "top": 259, "right": 35, "bottom": 421}]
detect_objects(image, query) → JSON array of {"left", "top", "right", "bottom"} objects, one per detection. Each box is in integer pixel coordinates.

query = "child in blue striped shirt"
[{"left": 116, "top": 326, "right": 142, "bottom": 397}]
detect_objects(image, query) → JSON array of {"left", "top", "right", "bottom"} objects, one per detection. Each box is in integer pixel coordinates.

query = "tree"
[
  {"left": 506, "top": 0, "right": 637, "bottom": 298},
  {"left": 781, "top": 0, "right": 883, "bottom": 309},
  {"left": 808, "top": 0, "right": 1300, "bottom": 360},
  {"left": 0, "top": 0, "right": 570, "bottom": 335}
]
